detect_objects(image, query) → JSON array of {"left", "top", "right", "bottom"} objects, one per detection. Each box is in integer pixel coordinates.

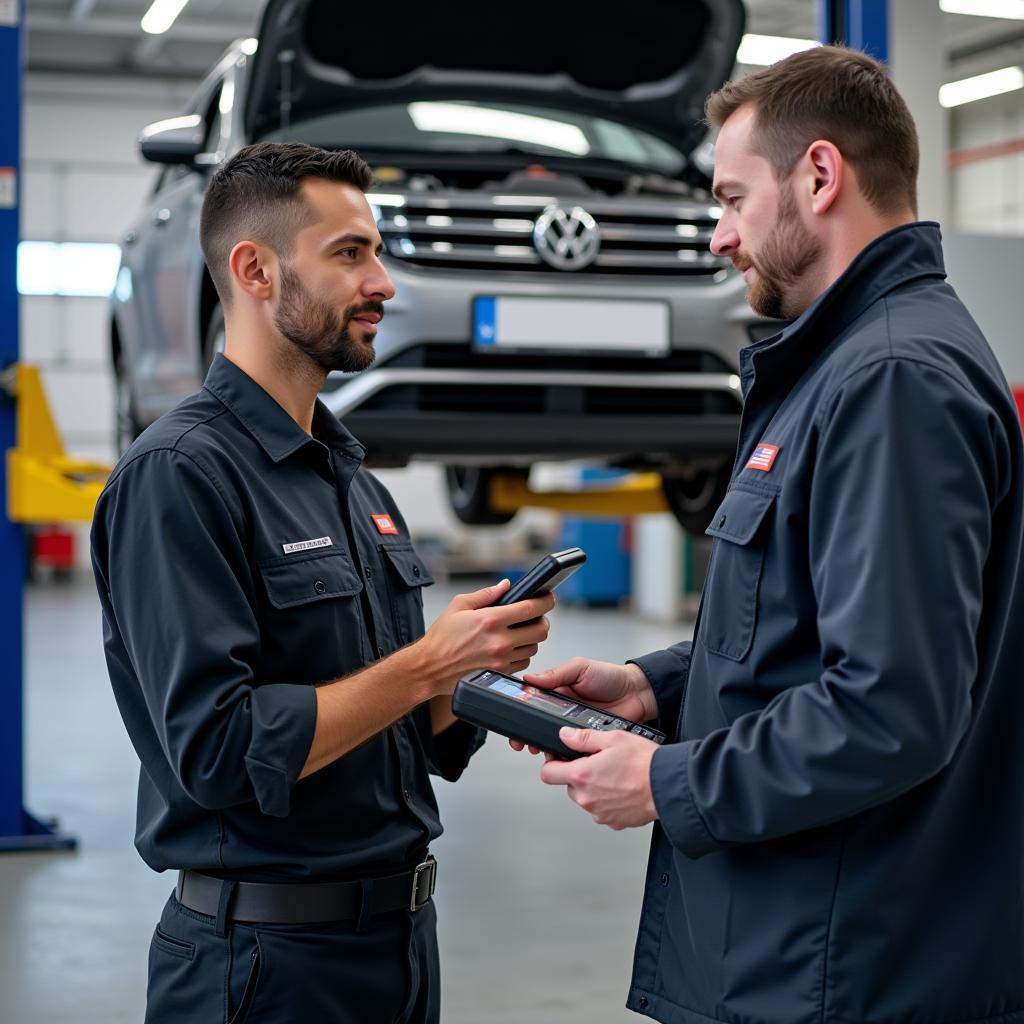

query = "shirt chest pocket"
[
  {"left": 259, "top": 551, "right": 364, "bottom": 607},
  {"left": 379, "top": 544, "right": 435, "bottom": 647},
  {"left": 257, "top": 551, "right": 366, "bottom": 677},
  {"left": 697, "top": 486, "right": 777, "bottom": 662}
]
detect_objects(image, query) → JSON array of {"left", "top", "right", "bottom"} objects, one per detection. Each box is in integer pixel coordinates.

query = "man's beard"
[
  {"left": 274, "top": 263, "right": 382, "bottom": 374},
  {"left": 734, "top": 182, "right": 822, "bottom": 320}
]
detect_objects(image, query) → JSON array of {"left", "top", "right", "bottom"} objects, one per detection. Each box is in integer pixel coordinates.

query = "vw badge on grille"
[{"left": 533, "top": 206, "right": 600, "bottom": 270}]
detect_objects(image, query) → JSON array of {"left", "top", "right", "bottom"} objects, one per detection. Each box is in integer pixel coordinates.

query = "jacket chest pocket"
[
  {"left": 379, "top": 544, "right": 435, "bottom": 647},
  {"left": 257, "top": 551, "right": 366, "bottom": 676},
  {"left": 697, "top": 486, "right": 777, "bottom": 662}
]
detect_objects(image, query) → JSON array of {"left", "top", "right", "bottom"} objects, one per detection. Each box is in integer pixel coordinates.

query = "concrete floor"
[{"left": 1, "top": 576, "right": 692, "bottom": 1023}]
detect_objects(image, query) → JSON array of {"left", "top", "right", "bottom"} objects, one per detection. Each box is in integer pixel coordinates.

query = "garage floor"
[{"left": 0, "top": 577, "right": 691, "bottom": 1024}]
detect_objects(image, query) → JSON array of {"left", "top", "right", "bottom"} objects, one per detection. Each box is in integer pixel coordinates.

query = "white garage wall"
[
  {"left": 949, "top": 94, "right": 1024, "bottom": 387},
  {"left": 951, "top": 91, "right": 1024, "bottom": 236},
  {"left": 21, "top": 72, "right": 194, "bottom": 464}
]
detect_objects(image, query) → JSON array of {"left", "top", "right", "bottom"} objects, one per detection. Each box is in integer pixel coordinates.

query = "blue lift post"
[
  {"left": 821, "top": 0, "right": 889, "bottom": 62},
  {"left": 0, "top": 0, "right": 76, "bottom": 853}
]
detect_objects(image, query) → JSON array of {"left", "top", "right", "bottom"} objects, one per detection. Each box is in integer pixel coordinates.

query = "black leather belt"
[{"left": 174, "top": 856, "right": 437, "bottom": 925}]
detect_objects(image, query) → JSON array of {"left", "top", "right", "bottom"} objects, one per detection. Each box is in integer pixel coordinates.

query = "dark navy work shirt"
[{"left": 92, "top": 355, "right": 482, "bottom": 881}]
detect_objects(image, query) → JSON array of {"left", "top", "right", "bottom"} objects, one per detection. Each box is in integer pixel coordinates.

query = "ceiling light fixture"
[
  {"left": 939, "top": 0, "right": 1024, "bottom": 19},
  {"left": 939, "top": 66, "right": 1024, "bottom": 106},
  {"left": 141, "top": 0, "right": 189, "bottom": 35}
]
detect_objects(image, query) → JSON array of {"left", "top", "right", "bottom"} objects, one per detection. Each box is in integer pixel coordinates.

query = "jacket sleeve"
[
  {"left": 93, "top": 448, "right": 317, "bottom": 817},
  {"left": 651, "top": 357, "right": 1008, "bottom": 858},
  {"left": 629, "top": 640, "right": 692, "bottom": 736}
]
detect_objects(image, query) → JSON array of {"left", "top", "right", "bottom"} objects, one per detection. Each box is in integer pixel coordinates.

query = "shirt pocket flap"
[
  {"left": 705, "top": 487, "right": 777, "bottom": 545},
  {"left": 381, "top": 545, "right": 435, "bottom": 588},
  {"left": 259, "top": 552, "right": 364, "bottom": 609}
]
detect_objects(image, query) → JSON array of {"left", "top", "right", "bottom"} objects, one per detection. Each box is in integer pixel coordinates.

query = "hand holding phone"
[{"left": 494, "top": 548, "right": 586, "bottom": 608}]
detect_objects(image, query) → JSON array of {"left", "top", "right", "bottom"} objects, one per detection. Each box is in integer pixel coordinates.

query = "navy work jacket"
[
  {"left": 91, "top": 355, "right": 482, "bottom": 881},
  {"left": 629, "top": 223, "right": 1024, "bottom": 1024}
]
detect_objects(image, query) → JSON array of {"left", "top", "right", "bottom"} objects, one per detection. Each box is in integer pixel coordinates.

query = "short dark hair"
[
  {"left": 199, "top": 142, "right": 374, "bottom": 307},
  {"left": 705, "top": 46, "right": 918, "bottom": 217}
]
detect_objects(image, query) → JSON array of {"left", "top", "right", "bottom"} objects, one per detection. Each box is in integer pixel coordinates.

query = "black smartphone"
[
  {"left": 452, "top": 669, "right": 665, "bottom": 760},
  {"left": 495, "top": 547, "right": 586, "bottom": 606}
]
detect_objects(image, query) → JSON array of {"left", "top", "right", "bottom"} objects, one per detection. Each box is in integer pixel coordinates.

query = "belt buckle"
[{"left": 409, "top": 855, "right": 437, "bottom": 912}]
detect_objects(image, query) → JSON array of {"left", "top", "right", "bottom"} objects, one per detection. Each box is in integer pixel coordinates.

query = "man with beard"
[
  {"left": 91, "top": 142, "right": 554, "bottom": 1024},
  {"left": 515, "top": 47, "right": 1024, "bottom": 1024}
]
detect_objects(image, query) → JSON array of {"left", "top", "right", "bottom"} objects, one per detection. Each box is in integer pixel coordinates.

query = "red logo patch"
[
  {"left": 371, "top": 514, "right": 399, "bottom": 535},
  {"left": 746, "top": 443, "right": 780, "bottom": 472}
]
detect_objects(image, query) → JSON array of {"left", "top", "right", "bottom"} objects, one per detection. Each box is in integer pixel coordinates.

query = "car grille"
[{"left": 372, "top": 193, "right": 730, "bottom": 277}]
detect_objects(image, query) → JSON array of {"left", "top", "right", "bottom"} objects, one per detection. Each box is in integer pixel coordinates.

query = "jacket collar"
[{"left": 739, "top": 221, "right": 946, "bottom": 396}]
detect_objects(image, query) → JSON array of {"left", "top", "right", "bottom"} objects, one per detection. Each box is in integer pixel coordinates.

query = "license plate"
[{"left": 473, "top": 297, "right": 669, "bottom": 355}]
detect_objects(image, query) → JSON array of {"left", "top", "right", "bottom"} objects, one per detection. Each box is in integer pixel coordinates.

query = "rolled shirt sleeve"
[
  {"left": 94, "top": 448, "right": 317, "bottom": 817},
  {"left": 650, "top": 358, "right": 1003, "bottom": 858}
]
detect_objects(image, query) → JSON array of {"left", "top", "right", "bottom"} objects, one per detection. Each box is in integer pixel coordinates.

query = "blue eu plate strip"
[{"left": 474, "top": 297, "right": 497, "bottom": 346}]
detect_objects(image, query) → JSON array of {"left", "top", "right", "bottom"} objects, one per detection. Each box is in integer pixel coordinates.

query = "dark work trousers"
[{"left": 144, "top": 891, "right": 441, "bottom": 1024}]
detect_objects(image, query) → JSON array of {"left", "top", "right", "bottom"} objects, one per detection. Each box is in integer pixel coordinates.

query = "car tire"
[
  {"left": 203, "top": 303, "right": 226, "bottom": 371},
  {"left": 661, "top": 462, "right": 732, "bottom": 536},
  {"left": 445, "top": 466, "right": 527, "bottom": 526},
  {"left": 114, "top": 354, "right": 143, "bottom": 455}
]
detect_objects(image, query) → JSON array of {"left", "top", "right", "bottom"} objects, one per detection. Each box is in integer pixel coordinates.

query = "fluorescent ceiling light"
[
  {"left": 939, "top": 66, "right": 1024, "bottom": 106},
  {"left": 939, "top": 0, "right": 1024, "bottom": 18},
  {"left": 737, "top": 34, "right": 819, "bottom": 66},
  {"left": 408, "top": 102, "right": 590, "bottom": 156},
  {"left": 141, "top": 0, "right": 189, "bottom": 35}
]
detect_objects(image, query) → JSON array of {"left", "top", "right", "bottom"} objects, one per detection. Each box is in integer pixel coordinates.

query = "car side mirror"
[{"left": 138, "top": 115, "right": 205, "bottom": 165}]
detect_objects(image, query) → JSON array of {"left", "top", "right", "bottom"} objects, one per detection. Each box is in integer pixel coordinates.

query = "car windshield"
[{"left": 259, "top": 99, "right": 686, "bottom": 175}]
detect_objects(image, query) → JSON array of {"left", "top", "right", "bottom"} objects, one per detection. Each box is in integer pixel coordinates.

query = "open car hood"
[{"left": 244, "top": 0, "right": 745, "bottom": 158}]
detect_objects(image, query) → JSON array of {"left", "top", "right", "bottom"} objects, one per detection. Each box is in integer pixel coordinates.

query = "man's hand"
[
  {"left": 416, "top": 580, "right": 555, "bottom": 698},
  {"left": 508, "top": 658, "right": 657, "bottom": 752},
  {"left": 540, "top": 728, "right": 660, "bottom": 830}
]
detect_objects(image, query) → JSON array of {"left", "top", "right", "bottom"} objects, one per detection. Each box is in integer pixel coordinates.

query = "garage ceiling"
[{"left": 23, "top": 0, "right": 1024, "bottom": 84}]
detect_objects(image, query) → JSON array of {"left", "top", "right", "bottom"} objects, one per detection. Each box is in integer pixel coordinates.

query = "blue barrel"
[{"left": 557, "top": 470, "right": 630, "bottom": 605}]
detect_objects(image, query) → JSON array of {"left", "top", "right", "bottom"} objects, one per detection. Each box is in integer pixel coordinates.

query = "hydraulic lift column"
[{"left": 0, "top": 0, "right": 75, "bottom": 852}]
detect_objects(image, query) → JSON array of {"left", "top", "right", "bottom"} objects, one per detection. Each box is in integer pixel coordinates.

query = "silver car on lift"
[{"left": 112, "top": 0, "right": 765, "bottom": 533}]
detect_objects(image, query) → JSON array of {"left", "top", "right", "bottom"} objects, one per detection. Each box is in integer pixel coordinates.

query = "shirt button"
[
  {"left": 659, "top": 872, "right": 669, "bottom": 887},
  {"left": 412, "top": 565, "right": 420, "bottom": 577},
  {"left": 718, "top": 514, "right": 727, "bottom": 528},
  {"left": 639, "top": 997, "right": 649, "bottom": 1010},
  {"left": 363, "top": 566, "right": 373, "bottom": 581},
  {"left": 403, "top": 788, "right": 411, "bottom": 800},
  {"left": 313, "top": 579, "right": 326, "bottom": 595},
  {"left": 377, "top": 646, "right": 385, "bottom": 659}
]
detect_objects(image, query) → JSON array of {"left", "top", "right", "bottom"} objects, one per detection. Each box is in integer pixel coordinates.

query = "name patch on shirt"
[
  {"left": 746, "top": 443, "right": 780, "bottom": 472},
  {"left": 371, "top": 514, "right": 399, "bottom": 535},
  {"left": 282, "top": 536, "right": 333, "bottom": 554}
]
